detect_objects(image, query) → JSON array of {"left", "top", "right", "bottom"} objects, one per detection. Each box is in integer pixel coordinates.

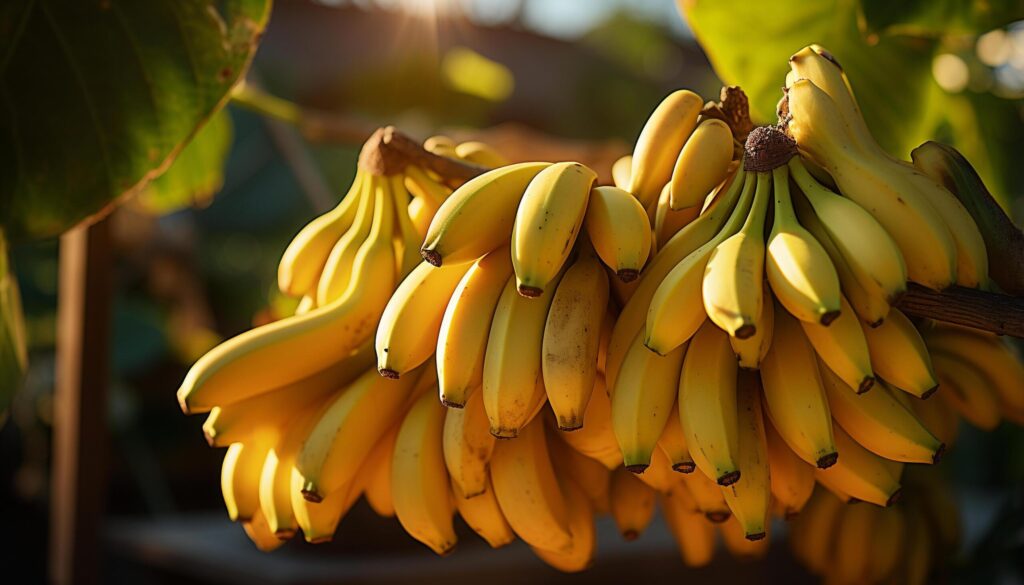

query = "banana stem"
[{"left": 897, "top": 284, "right": 1024, "bottom": 338}]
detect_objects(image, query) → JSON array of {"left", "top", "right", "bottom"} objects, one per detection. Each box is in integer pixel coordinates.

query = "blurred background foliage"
[{"left": 1, "top": 0, "right": 1022, "bottom": 581}]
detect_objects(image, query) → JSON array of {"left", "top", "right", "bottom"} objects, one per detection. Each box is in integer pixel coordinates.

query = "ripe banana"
[
  {"left": 455, "top": 141, "right": 508, "bottom": 168},
  {"left": 559, "top": 376, "right": 621, "bottom": 469},
  {"left": 764, "top": 418, "right": 814, "bottom": 517},
  {"left": 799, "top": 295, "right": 874, "bottom": 393},
  {"left": 453, "top": 477, "right": 515, "bottom": 549},
  {"left": 542, "top": 249, "right": 609, "bottom": 430},
  {"left": 661, "top": 484, "right": 716, "bottom": 567},
  {"left": 221, "top": 441, "right": 270, "bottom": 522},
  {"left": 611, "top": 154, "right": 632, "bottom": 190},
  {"left": 861, "top": 308, "right": 937, "bottom": 398},
  {"left": 512, "top": 162, "right": 596, "bottom": 296},
  {"left": 609, "top": 466, "right": 656, "bottom": 540},
  {"left": 930, "top": 353, "right": 1001, "bottom": 430},
  {"left": 585, "top": 186, "right": 652, "bottom": 282},
  {"left": 316, "top": 176, "right": 377, "bottom": 305},
  {"left": 531, "top": 478, "right": 596, "bottom": 572},
  {"left": 654, "top": 183, "right": 701, "bottom": 249},
  {"left": 718, "top": 516, "right": 769, "bottom": 560},
  {"left": 720, "top": 370, "right": 770, "bottom": 541},
  {"left": 815, "top": 422, "right": 902, "bottom": 507},
  {"left": 833, "top": 501, "right": 880, "bottom": 584},
  {"left": 658, "top": 398, "right": 696, "bottom": 473},
  {"left": 729, "top": 288, "right": 774, "bottom": 369},
  {"left": 442, "top": 388, "right": 495, "bottom": 498},
  {"left": 628, "top": 89, "right": 704, "bottom": 207},
  {"left": 361, "top": 422, "right": 399, "bottom": 518},
  {"left": 669, "top": 118, "right": 735, "bottom": 210},
  {"left": 681, "top": 467, "right": 732, "bottom": 523},
  {"left": 924, "top": 326, "right": 1024, "bottom": 412},
  {"left": 290, "top": 469, "right": 361, "bottom": 543},
  {"left": 789, "top": 487, "right": 844, "bottom": 574},
  {"left": 548, "top": 434, "right": 612, "bottom": 514}
]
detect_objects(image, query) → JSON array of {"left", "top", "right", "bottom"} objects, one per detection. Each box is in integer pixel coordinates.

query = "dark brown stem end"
[{"left": 743, "top": 126, "right": 797, "bottom": 172}]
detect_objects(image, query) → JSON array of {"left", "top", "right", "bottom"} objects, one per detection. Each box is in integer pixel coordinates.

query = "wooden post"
[{"left": 49, "top": 217, "right": 112, "bottom": 585}]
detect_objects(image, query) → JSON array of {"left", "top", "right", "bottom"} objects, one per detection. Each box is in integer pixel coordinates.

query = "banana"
[
  {"left": 455, "top": 141, "right": 508, "bottom": 168},
  {"left": 490, "top": 419, "right": 573, "bottom": 552},
  {"left": 361, "top": 422, "right": 400, "bottom": 518},
  {"left": 789, "top": 157, "right": 906, "bottom": 306},
  {"left": 861, "top": 308, "right": 938, "bottom": 398},
  {"left": 442, "top": 388, "right": 495, "bottom": 498},
  {"left": 532, "top": 478, "right": 597, "bottom": 573},
  {"left": 658, "top": 398, "right": 696, "bottom": 473},
  {"left": 816, "top": 422, "right": 902, "bottom": 507},
  {"left": 611, "top": 154, "right": 632, "bottom": 189},
  {"left": 908, "top": 387, "right": 960, "bottom": 449},
  {"left": 930, "top": 353, "right": 1001, "bottom": 430},
  {"left": 512, "top": 162, "right": 596, "bottom": 296},
  {"left": 644, "top": 170, "right": 756, "bottom": 355},
  {"left": 453, "top": 476, "right": 515, "bottom": 548},
  {"left": 788, "top": 487, "right": 844, "bottom": 574},
  {"left": 391, "top": 175, "right": 426, "bottom": 279},
  {"left": 436, "top": 244, "right": 513, "bottom": 407},
  {"left": 609, "top": 466, "right": 656, "bottom": 540},
  {"left": 242, "top": 509, "right": 288, "bottom": 552},
  {"left": 424, "top": 135, "right": 457, "bottom": 153},
  {"left": 177, "top": 181, "right": 396, "bottom": 414},
  {"left": 654, "top": 183, "right": 701, "bottom": 249},
  {"left": 718, "top": 516, "right": 769, "bottom": 560},
  {"left": 765, "top": 163, "right": 841, "bottom": 325},
  {"left": 800, "top": 295, "right": 874, "bottom": 393},
  {"left": 606, "top": 168, "right": 743, "bottom": 389},
  {"left": 596, "top": 308, "right": 614, "bottom": 375},
  {"left": 277, "top": 171, "right": 365, "bottom": 296},
  {"left": 542, "top": 249, "right": 609, "bottom": 430},
  {"left": 720, "top": 370, "right": 770, "bottom": 541},
  {"left": 764, "top": 418, "right": 814, "bottom": 517},
  {"left": 422, "top": 162, "right": 550, "bottom": 267},
  {"left": 790, "top": 183, "right": 891, "bottom": 326},
  {"left": 404, "top": 164, "right": 449, "bottom": 208},
  {"left": 584, "top": 186, "right": 652, "bottom": 282},
  {"left": 559, "top": 376, "right": 621, "bottom": 469},
  {"left": 392, "top": 389, "right": 457, "bottom": 556},
  {"left": 902, "top": 507, "right": 933, "bottom": 585},
  {"left": 549, "top": 435, "right": 612, "bottom": 514},
  {"left": 483, "top": 272, "right": 562, "bottom": 438},
  {"left": 924, "top": 328, "right": 1024, "bottom": 412},
  {"left": 833, "top": 501, "right": 880, "bottom": 584},
  {"left": 376, "top": 260, "right": 472, "bottom": 378},
  {"left": 202, "top": 342, "right": 373, "bottom": 447},
  {"left": 611, "top": 329, "right": 687, "bottom": 472},
  {"left": 669, "top": 118, "right": 735, "bottom": 210},
  {"left": 785, "top": 78, "right": 957, "bottom": 290},
  {"left": 316, "top": 176, "right": 377, "bottom": 305},
  {"left": 290, "top": 469, "right": 362, "bottom": 544},
  {"left": 729, "top": 288, "right": 774, "bottom": 369},
  {"left": 295, "top": 365, "right": 425, "bottom": 501},
  {"left": 408, "top": 196, "right": 435, "bottom": 238},
  {"left": 635, "top": 446, "right": 678, "bottom": 493},
  {"left": 760, "top": 304, "right": 837, "bottom": 469},
  {"left": 822, "top": 365, "right": 943, "bottom": 464},
  {"left": 661, "top": 484, "right": 717, "bottom": 567},
  {"left": 681, "top": 467, "right": 732, "bottom": 523},
  {"left": 258, "top": 443, "right": 299, "bottom": 538},
  {"left": 866, "top": 505, "right": 906, "bottom": 582},
  {"left": 678, "top": 320, "right": 741, "bottom": 485},
  {"left": 702, "top": 165, "right": 771, "bottom": 338},
  {"left": 221, "top": 441, "right": 270, "bottom": 522},
  {"left": 628, "top": 89, "right": 704, "bottom": 208}
]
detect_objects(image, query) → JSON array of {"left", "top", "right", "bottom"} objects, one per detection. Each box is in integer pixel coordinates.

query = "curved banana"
[
  {"left": 531, "top": 478, "right": 597, "bottom": 572},
  {"left": 392, "top": 389, "right": 457, "bottom": 556},
  {"left": 721, "top": 370, "right": 769, "bottom": 541},
  {"left": 221, "top": 441, "right": 270, "bottom": 522},
  {"left": 391, "top": 175, "right": 426, "bottom": 279},
  {"left": 611, "top": 154, "right": 632, "bottom": 190},
  {"left": 654, "top": 183, "right": 701, "bottom": 249},
  {"left": 242, "top": 509, "right": 288, "bottom": 552},
  {"left": 436, "top": 244, "right": 513, "bottom": 407},
  {"left": 930, "top": 353, "right": 1001, "bottom": 430},
  {"left": 669, "top": 118, "right": 735, "bottom": 210},
  {"left": 678, "top": 320, "right": 741, "bottom": 485},
  {"left": 661, "top": 484, "right": 716, "bottom": 567},
  {"left": 764, "top": 419, "right": 814, "bottom": 518},
  {"left": 628, "top": 89, "right": 704, "bottom": 207},
  {"left": 585, "top": 186, "right": 652, "bottom": 282},
  {"left": 766, "top": 164, "right": 841, "bottom": 325},
  {"left": 421, "top": 162, "right": 550, "bottom": 267},
  {"left": 865, "top": 505, "right": 906, "bottom": 582},
  {"left": 681, "top": 468, "right": 732, "bottom": 523},
  {"left": 290, "top": 470, "right": 361, "bottom": 543},
  {"left": 635, "top": 446, "right": 679, "bottom": 493},
  {"left": 718, "top": 516, "right": 769, "bottom": 560},
  {"left": 376, "top": 260, "right": 472, "bottom": 378},
  {"left": 924, "top": 327, "right": 1024, "bottom": 412},
  {"left": 729, "top": 288, "right": 774, "bottom": 369},
  {"left": 542, "top": 249, "right": 609, "bottom": 430},
  {"left": 788, "top": 487, "right": 844, "bottom": 574},
  {"left": 453, "top": 477, "right": 515, "bottom": 549},
  {"left": 861, "top": 308, "right": 937, "bottom": 398},
  {"left": 258, "top": 443, "right": 299, "bottom": 538},
  {"left": 455, "top": 141, "right": 508, "bottom": 168},
  {"left": 833, "top": 501, "right": 880, "bottom": 583},
  {"left": 800, "top": 295, "right": 874, "bottom": 393},
  {"left": 760, "top": 304, "right": 837, "bottom": 468},
  {"left": 361, "top": 423, "right": 399, "bottom": 518},
  {"left": 490, "top": 419, "right": 573, "bottom": 552},
  {"left": 609, "top": 466, "right": 656, "bottom": 541},
  {"left": 658, "top": 398, "right": 695, "bottom": 473},
  {"left": 559, "top": 376, "right": 621, "bottom": 469},
  {"left": 315, "top": 176, "right": 377, "bottom": 305},
  {"left": 442, "top": 388, "right": 495, "bottom": 498},
  {"left": 815, "top": 423, "right": 902, "bottom": 507},
  {"left": 909, "top": 387, "right": 960, "bottom": 449},
  {"left": 512, "top": 162, "right": 596, "bottom": 296}
]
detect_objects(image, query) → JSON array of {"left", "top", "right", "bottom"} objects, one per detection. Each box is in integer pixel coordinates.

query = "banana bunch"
[{"left": 790, "top": 471, "right": 959, "bottom": 585}]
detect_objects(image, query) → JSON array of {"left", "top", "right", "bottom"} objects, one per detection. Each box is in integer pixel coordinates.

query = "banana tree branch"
[{"left": 897, "top": 284, "right": 1024, "bottom": 338}]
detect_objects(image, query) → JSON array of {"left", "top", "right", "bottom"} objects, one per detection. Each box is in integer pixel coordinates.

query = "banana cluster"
[{"left": 790, "top": 470, "right": 959, "bottom": 585}]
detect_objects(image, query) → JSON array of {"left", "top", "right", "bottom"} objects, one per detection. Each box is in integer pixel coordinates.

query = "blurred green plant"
[
  {"left": 0, "top": 232, "right": 27, "bottom": 414},
  {"left": 681, "top": 0, "right": 1024, "bottom": 206}
]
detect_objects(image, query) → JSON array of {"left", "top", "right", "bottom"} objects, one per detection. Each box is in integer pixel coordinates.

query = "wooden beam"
[{"left": 50, "top": 217, "right": 113, "bottom": 585}]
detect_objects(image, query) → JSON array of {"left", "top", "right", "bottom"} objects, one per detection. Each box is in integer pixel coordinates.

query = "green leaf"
[
  {"left": 134, "top": 109, "right": 233, "bottom": 215},
  {"left": 0, "top": 230, "right": 27, "bottom": 414},
  {"left": 859, "top": 0, "right": 1024, "bottom": 38},
  {"left": 682, "top": 0, "right": 936, "bottom": 155},
  {"left": 0, "top": 0, "right": 270, "bottom": 241}
]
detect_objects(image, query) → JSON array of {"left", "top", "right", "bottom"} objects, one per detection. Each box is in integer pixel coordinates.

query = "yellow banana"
[
  {"left": 720, "top": 370, "right": 769, "bottom": 541},
  {"left": 424, "top": 135, "right": 457, "bottom": 153},
  {"left": 760, "top": 304, "right": 837, "bottom": 468},
  {"left": 661, "top": 484, "right": 717, "bottom": 567},
  {"left": 442, "top": 388, "right": 495, "bottom": 498},
  {"left": 376, "top": 260, "right": 472, "bottom": 378},
  {"left": 702, "top": 166, "right": 771, "bottom": 338},
  {"left": 718, "top": 516, "right": 769, "bottom": 560},
  {"left": 866, "top": 505, "right": 906, "bottom": 582},
  {"left": 628, "top": 89, "right": 704, "bottom": 208},
  {"left": 930, "top": 353, "right": 1001, "bottom": 430},
  {"left": 453, "top": 477, "right": 515, "bottom": 548},
  {"left": 609, "top": 466, "right": 656, "bottom": 540},
  {"left": 729, "top": 288, "right": 774, "bottom": 369},
  {"left": 766, "top": 163, "right": 841, "bottom": 325},
  {"left": 422, "top": 162, "right": 551, "bottom": 267},
  {"left": 436, "top": 244, "right": 513, "bottom": 407},
  {"left": 908, "top": 387, "right": 960, "bottom": 449},
  {"left": 549, "top": 435, "right": 612, "bottom": 515},
  {"left": 800, "top": 295, "right": 874, "bottom": 393},
  {"left": 559, "top": 376, "right": 621, "bottom": 469},
  {"left": 924, "top": 327, "right": 1024, "bottom": 412},
  {"left": 833, "top": 501, "right": 880, "bottom": 583},
  {"left": 635, "top": 446, "right": 679, "bottom": 493},
  {"left": 658, "top": 398, "right": 696, "bottom": 473},
  {"left": 531, "top": 478, "right": 597, "bottom": 573},
  {"left": 584, "top": 186, "right": 652, "bottom": 282},
  {"left": 654, "top": 182, "right": 701, "bottom": 249},
  {"left": 242, "top": 509, "right": 288, "bottom": 552},
  {"left": 822, "top": 366, "right": 943, "bottom": 464},
  {"left": 669, "top": 118, "right": 735, "bottom": 210},
  {"left": 455, "top": 141, "right": 508, "bottom": 168},
  {"left": 258, "top": 445, "right": 299, "bottom": 538},
  {"left": 542, "top": 249, "right": 609, "bottom": 430},
  {"left": 611, "top": 329, "right": 687, "bottom": 472},
  {"left": 221, "top": 441, "right": 270, "bottom": 522},
  {"left": 392, "top": 389, "right": 457, "bottom": 556},
  {"left": 315, "top": 176, "right": 377, "bottom": 305},
  {"left": 645, "top": 170, "right": 756, "bottom": 355},
  {"left": 490, "top": 419, "right": 573, "bottom": 552},
  {"left": 862, "top": 308, "right": 938, "bottom": 398},
  {"left": 177, "top": 183, "right": 395, "bottom": 414},
  {"left": 681, "top": 468, "right": 732, "bottom": 523},
  {"left": 764, "top": 418, "right": 814, "bottom": 517},
  {"left": 678, "top": 320, "right": 741, "bottom": 485},
  {"left": 391, "top": 175, "right": 425, "bottom": 279},
  {"left": 611, "top": 154, "right": 632, "bottom": 190},
  {"left": 512, "top": 162, "right": 597, "bottom": 296},
  {"left": 788, "top": 487, "right": 844, "bottom": 574},
  {"left": 361, "top": 422, "right": 399, "bottom": 518},
  {"left": 290, "top": 470, "right": 361, "bottom": 544},
  {"left": 816, "top": 422, "right": 902, "bottom": 507}
]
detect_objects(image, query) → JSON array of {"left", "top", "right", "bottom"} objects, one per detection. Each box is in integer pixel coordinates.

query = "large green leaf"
[
  {"left": 0, "top": 0, "right": 270, "bottom": 241},
  {"left": 681, "top": 0, "right": 937, "bottom": 156},
  {"left": 134, "top": 109, "right": 233, "bottom": 215},
  {"left": 859, "top": 0, "right": 1024, "bottom": 38}
]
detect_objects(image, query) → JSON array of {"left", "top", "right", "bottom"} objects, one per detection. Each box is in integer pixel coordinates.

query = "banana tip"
[
  {"left": 616, "top": 269, "right": 639, "bottom": 283},
  {"left": 886, "top": 489, "right": 903, "bottom": 507},
  {"left": 819, "top": 310, "right": 841, "bottom": 326},
  {"left": 920, "top": 385, "right": 940, "bottom": 400},
  {"left": 421, "top": 248, "right": 442, "bottom": 267},
  {"left": 706, "top": 511, "right": 731, "bottom": 523},
  {"left": 517, "top": 284, "right": 543, "bottom": 298},
  {"left": 932, "top": 444, "right": 946, "bottom": 464},
  {"left": 379, "top": 368, "right": 400, "bottom": 379},
  {"left": 306, "top": 535, "right": 333, "bottom": 544},
  {"left": 816, "top": 452, "right": 839, "bottom": 469},
  {"left": 557, "top": 423, "right": 583, "bottom": 432},
  {"left": 745, "top": 532, "right": 767, "bottom": 542},
  {"left": 625, "top": 464, "right": 649, "bottom": 474},
  {"left": 734, "top": 324, "right": 756, "bottom": 340},
  {"left": 717, "top": 470, "right": 741, "bottom": 487},
  {"left": 490, "top": 428, "right": 518, "bottom": 440},
  {"left": 440, "top": 398, "right": 466, "bottom": 409},
  {"left": 300, "top": 488, "right": 324, "bottom": 503},
  {"left": 672, "top": 462, "right": 696, "bottom": 474},
  {"left": 857, "top": 377, "right": 875, "bottom": 394},
  {"left": 622, "top": 530, "right": 640, "bottom": 541}
]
